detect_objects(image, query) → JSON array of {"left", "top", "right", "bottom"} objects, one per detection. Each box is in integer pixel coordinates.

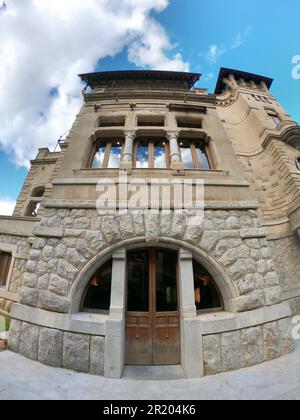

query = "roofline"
[
  {"left": 215, "top": 68, "right": 273, "bottom": 94},
  {"left": 79, "top": 70, "right": 201, "bottom": 90}
]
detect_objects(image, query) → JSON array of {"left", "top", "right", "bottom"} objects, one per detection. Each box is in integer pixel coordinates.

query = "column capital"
[
  {"left": 166, "top": 131, "right": 180, "bottom": 141},
  {"left": 124, "top": 130, "right": 136, "bottom": 140},
  {"left": 179, "top": 249, "right": 193, "bottom": 261},
  {"left": 112, "top": 248, "right": 126, "bottom": 261}
]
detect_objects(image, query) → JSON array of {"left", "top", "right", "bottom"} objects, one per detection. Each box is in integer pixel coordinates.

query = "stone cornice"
[{"left": 261, "top": 124, "right": 300, "bottom": 150}]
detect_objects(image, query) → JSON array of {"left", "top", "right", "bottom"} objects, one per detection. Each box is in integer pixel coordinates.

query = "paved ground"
[{"left": 0, "top": 341, "right": 300, "bottom": 400}]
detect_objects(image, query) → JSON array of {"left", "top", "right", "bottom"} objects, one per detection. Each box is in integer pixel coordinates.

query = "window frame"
[
  {"left": 266, "top": 110, "right": 281, "bottom": 127},
  {"left": 193, "top": 259, "right": 224, "bottom": 315},
  {"left": 89, "top": 139, "right": 124, "bottom": 169},
  {"left": 136, "top": 115, "right": 165, "bottom": 127},
  {"left": 25, "top": 201, "right": 41, "bottom": 217},
  {"left": 97, "top": 116, "right": 126, "bottom": 128},
  {"left": 179, "top": 140, "right": 213, "bottom": 170},
  {"left": 176, "top": 116, "right": 203, "bottom": 129},
  {"left": 81, "top": 259, "right": 113, "bottom": 314},
  {"left": 0, "top": 251, "right": 12, "bottom": 289},
  {"left": 133, "top": 138, "right": 170, "bottom": 169}
]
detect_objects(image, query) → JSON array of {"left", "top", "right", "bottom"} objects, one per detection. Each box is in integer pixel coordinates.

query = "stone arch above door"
[{"left": 69, "top": 236, "right": 238, "bottom": 314}]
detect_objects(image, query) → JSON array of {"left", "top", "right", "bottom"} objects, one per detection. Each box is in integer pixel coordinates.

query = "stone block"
[
  {"left": 37, "top": 273, "right": 50, "bottom": 290},
  {"left": 19, "top": 287, "right": 39, "bottom": 307},
  {"left": 38, "top": 291, "right": 70, "bottom": 313},
  {"left": 19, "top": 322, "right": 39, "bottom": 361},
  {"left": 277, "top": 318, "right": 295, "bottom": 356},
  {"left": 38, "top": 328, "right": 63, "bottom": 367},
  {"left": 49, "top": 274, "right": 70, "bottom": 297},
  {"left": 241, "top": 326, "right": 263, "bottom": 367},
  {"left": 237, "top": 274, "right": 255, "bottom": 295},
  {"left": 199, "top": 231, "right": 219, "bottom": 253},
  {"left": 85, "top": 231, "right": 104, "bottom": 252},
  {"left": 90, "top": 336, "right": 105, "bottom": 376},
  {"left": 264, "top": 287, "right": 282, "bottom": 306},
  {"left": 221, "top": 331, "right": 241, "bottom": 371},
  {"left": 63, "top": 332, "right": 90, "bottom": 373},
  {"left": 145, "top": 213, "right": 160, "bottom": 243},
  {"left": 23, "top": 273, "right": 38, "bottom": 288},
  {"left": 202, "top": 335, "right": 222, "bottom": 375},
  {"left": 263, "top": 322, "right": 280, "bottom": 361},
  {"left": 235, "top": 290, "right": 265, "bottom": 312},
  {"left": 8, "top": 319, "right": 22, "bottom": 353}
]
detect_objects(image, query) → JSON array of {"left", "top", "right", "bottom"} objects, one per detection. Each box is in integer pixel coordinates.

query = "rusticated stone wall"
[
  {"left": 8, "top": 319, "right": 105, "bottom": 375},
  {"left": 18, "top": 204, "right": 282, "bottom": 315},
  {"left": 203, "top": 318, "right": 294, "bottom": 375},
  {"left": 8, "top": 316, "right": 293, "bottom": 377},
  {"left": 0, "top": 234, "right": 30, "bottom": 313},
  {"left": 269, "top": 235, "right": 300, "bottom": 294}
]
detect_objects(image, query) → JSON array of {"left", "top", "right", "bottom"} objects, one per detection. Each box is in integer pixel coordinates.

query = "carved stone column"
[
  {"left": 167, "top": 131, "right": 184, "bottom": 171},
  {"left": 178, "top": 250, "right": 204, "bottom": 378},
  {"left": 104, "top": 249, "right": 126, "bottom": 379},
  {"left": 120, "top": 130, "right": 136, "bottom": 170}
]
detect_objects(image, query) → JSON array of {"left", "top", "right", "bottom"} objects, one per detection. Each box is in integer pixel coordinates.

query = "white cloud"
[
  {"left": 231, "top": 27, "right": 253, "bottom": 49},
  {"left": 202, "top": 72, "right": 214, "bottom": 82},
  {"left": 205, "top": 45, "right": 226, "bottom": 65},
  {"left": 202, "top": 27, "right": 254, "bottom": 65},
  {"left": 0, "top": 0, "right": 188, "bottom": 168},
  {"left": 0, "top": 198, "right": 16, "bottom": 216}
]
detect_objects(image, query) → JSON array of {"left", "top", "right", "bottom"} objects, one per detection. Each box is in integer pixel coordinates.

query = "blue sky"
[{"left": 1, "top": 0, "right": 299, "bottom": 212}]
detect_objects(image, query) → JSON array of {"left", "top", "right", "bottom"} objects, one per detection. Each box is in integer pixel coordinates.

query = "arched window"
[
  {"left": 296, "top": 157, "right": 300, "bottom": 171},
  {"left": 31, "top": 186, "right": 45, "bottom": 198},
  {"left": 25, "top": 201, "right": 41, "bottom": 217},
  {"left": 82, "top": 259, "right": 112, "bottom": 313},
  {"left": 193, "top": 260, "right": 223, "bottom": 312}
]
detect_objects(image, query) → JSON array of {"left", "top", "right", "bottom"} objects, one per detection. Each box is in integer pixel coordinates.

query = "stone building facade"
[{"left": 0, "top": 69, "right": 299, "bottom": 378}]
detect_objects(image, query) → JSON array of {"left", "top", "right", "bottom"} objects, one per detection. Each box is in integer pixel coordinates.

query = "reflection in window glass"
[
  {"left": 83, "top": 260, "right": 112, "bottom": 312},
  {"left": 108, "top": 143, "right": 122, "bottom": 168},
  {"left": 195, "top": 144, "right": 210, "bottom": 170},
  {"left": 0, "top": 252, "right": 12, "bottom": 287},
  {"left": 154, "top": 142, "right": 167, "bottom": 168},
  {"left": 180, "top": 144, "right": 194, "bottom": 169},
  {"left": 92, "top": 145, "right": 106, "bottom": 168},
  {"left": 156, "top": 250, "right": 177, "bottom": 312},
  {"left": 136, "top": 143, "right": 149, "bottom": 168},
  {"left": 193, "top": 260, "right": 222, "bottom": 312},
  {"left": 127, "top": 250, "right": 149, "bottom": 312}
]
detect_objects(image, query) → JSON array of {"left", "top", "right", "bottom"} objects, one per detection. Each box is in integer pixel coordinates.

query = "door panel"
[
  {"left": 153, "top": 313, "right": 181, "bottom": 365},
  {"left": 125, "top": 314, "right": 153, "bottom": 365},
  {"left": 125, "top": 248, "right": 180, "bottom": 366}
]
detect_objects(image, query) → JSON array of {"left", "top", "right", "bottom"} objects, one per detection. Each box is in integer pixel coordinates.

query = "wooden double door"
[{"left": 125, "top": 248, "right": 181, "bottom": 366}]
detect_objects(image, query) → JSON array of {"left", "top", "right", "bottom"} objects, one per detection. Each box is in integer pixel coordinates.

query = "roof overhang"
[
  {"left": 215, "top": 68, "right": 273, "bottom": 94},
  {"left": 79, "top": 70, "right": 201, "bottom": 90}
]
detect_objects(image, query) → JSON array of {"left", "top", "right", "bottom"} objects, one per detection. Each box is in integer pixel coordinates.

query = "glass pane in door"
[
  {"left": 127, "top": 250, "right": 149, "bottom": 312},
  {"left": 155, "top": 250, "right": 178, "bottom": 312}
]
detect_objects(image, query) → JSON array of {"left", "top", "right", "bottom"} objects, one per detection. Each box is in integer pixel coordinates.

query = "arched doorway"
[{"left": 125, "top": 248, "right": 180, "bottom": 366}]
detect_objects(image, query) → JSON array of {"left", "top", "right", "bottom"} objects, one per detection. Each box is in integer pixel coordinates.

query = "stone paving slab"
[{"left": 0, "top": 341, "right": 300, "bottom": 400}]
